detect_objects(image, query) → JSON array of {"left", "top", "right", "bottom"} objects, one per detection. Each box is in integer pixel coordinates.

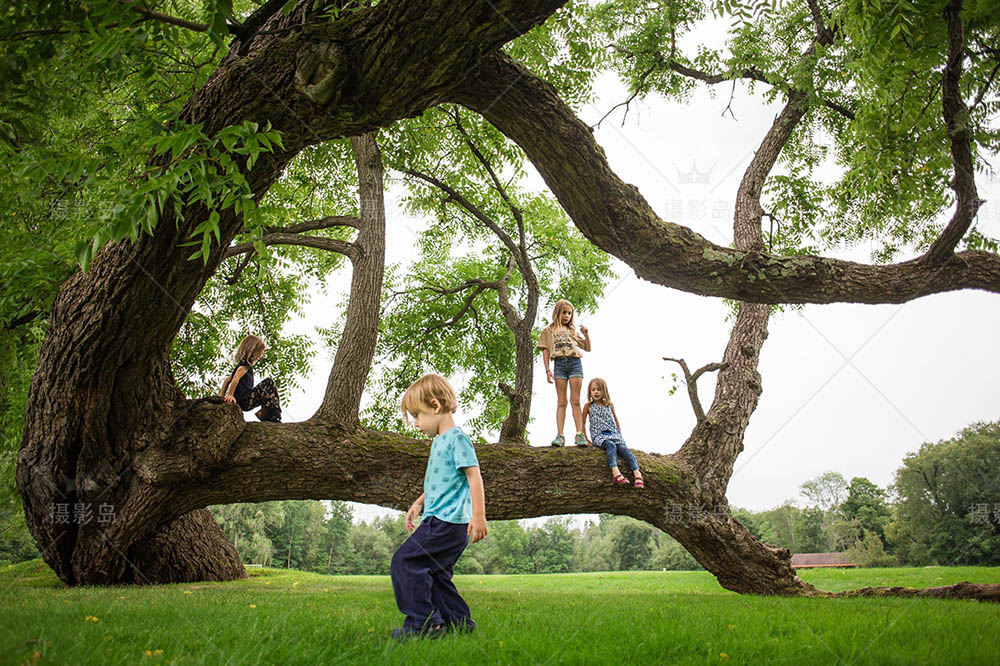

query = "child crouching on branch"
[
  {"left": 220, "top": 335, "right": 282, "bottom": 423},
  {"left": 390, "top": 373, "right": 488, "bottom": 639}
]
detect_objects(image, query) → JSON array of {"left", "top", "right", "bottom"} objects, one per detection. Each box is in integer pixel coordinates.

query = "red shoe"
[
  {"left": 633, "top": 476, "right": 645, "bottom": 489},
  {"left": 613, "top": 474, "right": 629, "bottom": 485}
]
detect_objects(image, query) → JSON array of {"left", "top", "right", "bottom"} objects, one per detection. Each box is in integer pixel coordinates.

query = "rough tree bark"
[
  {"left": 316, "top": 134, "right": 386, "bottom": 425},
  {"left": 15, "top": 0, "right": 998, "bottom": 601},
  {"left": 16, "top": 0, "right": 564, "bottom": 586},
  {"left": 449, "top": 53, "right": 999, "bottom": 303}
]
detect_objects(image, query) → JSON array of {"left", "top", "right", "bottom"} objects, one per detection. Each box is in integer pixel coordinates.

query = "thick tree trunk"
[
  {"left": 316, "top": 133, "right": 386, "bottom": 425},
  {"left": 126, "top": 509, "right": 247, "bottom": 584},
  {"left": 498, "top": 318, "right": 536, "bottom": 443},
  {"left": 16, "top": 1, "right": 565, "bottom": 586},
  {"left": 125, "top": 410, "right": 813, "bottom": 594},
  {"left": 16, "top": 0, "right": 998, "bottom": 603}
]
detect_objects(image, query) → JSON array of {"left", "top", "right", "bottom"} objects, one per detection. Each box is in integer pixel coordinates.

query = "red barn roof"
[{"left": 790, "top": 552, "right": 855, "bottom": 568}]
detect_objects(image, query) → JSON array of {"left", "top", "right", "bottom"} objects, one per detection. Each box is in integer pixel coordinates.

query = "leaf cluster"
[{"left": 589, "top": 0, "right": 1000, "bottom": 261}]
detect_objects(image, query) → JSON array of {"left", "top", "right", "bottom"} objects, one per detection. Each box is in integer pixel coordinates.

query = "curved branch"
[
  {"left": 225, "top": 215, "right": 361, "bottom": 259},
  {"left": 452, "top": 52, "right": 1000, "bottom": 304},
  {"left": 735, "top": 89, "right": 809, "bottom": 250},
  {"left": 402, "top": 167, "right": 522, "bottom": 261},
  {"left": 925, "top": 0, "right": 984, "bottom": 263},
  {"left": 449, "top": 108, "right": 532, "bottom": 269},
  {"left": 669, "top": 59, "right": 854, "bottom": 120},
  {"left": 264, "top": 215, "right": 360, "bottom": 234},
  {"left": 425, "top": 285, "right": 490, "bottom": 333},
  {"left": 224, "top": 233, "right": 356, "bottom": 259},
  {"left": 126, "top": 5, "right": 210, "bottom": 33}
]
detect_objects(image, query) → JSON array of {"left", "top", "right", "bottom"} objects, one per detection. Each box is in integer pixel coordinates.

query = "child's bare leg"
[
  {"left": 610, "top": 465, "right": 621, "bottom": 477},
  {"left": 568, "top": 377, "right": 584, "bottom": 433},
  {"left": 554, "top": 379, "right": 568, "bottom": 434}
]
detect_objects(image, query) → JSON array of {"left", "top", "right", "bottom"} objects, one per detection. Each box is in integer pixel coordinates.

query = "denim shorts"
[{"left": 552, "top": 356, "right": 583, "bottom": 380}]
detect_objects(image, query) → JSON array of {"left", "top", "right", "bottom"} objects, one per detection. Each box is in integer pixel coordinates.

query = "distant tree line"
[
  {"left": 3, "top": 422, "right": 998, "bottom": 570},
  {"left": 206, "top": 502, "right": 702, "bottom": 575}
]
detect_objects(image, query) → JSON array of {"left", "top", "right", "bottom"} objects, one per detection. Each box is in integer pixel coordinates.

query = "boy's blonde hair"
[
  {"left": 234, "top": 335, "right": 266, "bottom": 364},
  {"left": 587, "top": 377, "right": 611, "bottom": 406},
  {"left": 401, "top": 374, "right": 458, "bottom": 422},
  {"left": 548, "top": 299, "right": 577, "bottom": 334}
]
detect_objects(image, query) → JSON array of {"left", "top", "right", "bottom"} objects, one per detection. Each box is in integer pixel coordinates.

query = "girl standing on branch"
[
  {"left": 221, "top": 335, "right": 282, "bottom": 422},
  {"left": 537, "top": 299, "right": 591, "bottom": 447}
]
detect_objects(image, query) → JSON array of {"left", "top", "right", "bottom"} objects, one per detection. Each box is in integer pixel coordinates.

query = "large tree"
[{"left": 6, "top": 0, "right": 1000, "bottom": 601}]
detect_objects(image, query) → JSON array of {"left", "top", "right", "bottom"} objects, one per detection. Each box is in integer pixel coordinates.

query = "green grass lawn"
[{"left": 2, "top": 560, "right": 998, "bottom": 665}]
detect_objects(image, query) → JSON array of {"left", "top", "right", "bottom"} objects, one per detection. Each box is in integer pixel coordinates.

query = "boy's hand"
[
  {"left": 467, "top": 515, "right": 488, "bottom": 543},
  {"left": 405, "top": 500, "right": 423, "bottom": 531}
]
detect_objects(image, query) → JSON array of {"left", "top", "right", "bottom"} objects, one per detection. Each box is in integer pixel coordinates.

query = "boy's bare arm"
[
  {"left": 463, "top": 466, "right": 488, "bottom": 543},
  {"left": 405, "top": 493, "right": 425, "bottom": 531}
]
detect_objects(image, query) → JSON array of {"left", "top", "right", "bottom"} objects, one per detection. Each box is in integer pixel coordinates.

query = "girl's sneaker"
[
  {"left": 551, "top": 434, "right": 565, "bottom": 447},
  {"left": 574, "top": 432, "right": 587, "bottom": 447}
]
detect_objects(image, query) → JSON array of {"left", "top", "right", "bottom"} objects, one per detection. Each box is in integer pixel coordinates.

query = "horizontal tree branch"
[
  {"left": 665, "top": 60, "right": 855, "bottom": 121},
  {"left": 138, "top": 415, "right": 691, "bottom": 526},
  {"left": 224, "top": 216, "right": 360, "bottom": 260},
  {"left": 225, "top": 233, "right": 356, "bottom": 259},
  {"left": 4, "top": 310, "right": 42, "bottom": 331},
  {"left": 611, "top": 41, "right": 855, "bottom": 122},
  {"left": 264, "top": 215, "right": 360, "bottom": 235},
  {"left": 126, "top": 5, "right": 210, "bottom": 33},
  {"left": 414, "top": 277, "right": 504, "bottom": 298},
  {"left": 130, "top": 409, "right": 814, "bottom": 596}
]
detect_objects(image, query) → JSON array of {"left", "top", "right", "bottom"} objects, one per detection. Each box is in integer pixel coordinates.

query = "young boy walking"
[{"left": 391, "top": 374, "right": 488, "bottom": 638}]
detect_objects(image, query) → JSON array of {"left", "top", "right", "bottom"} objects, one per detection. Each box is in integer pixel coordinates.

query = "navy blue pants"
[{"left": 390, "top": 516, "right": 474, "bottom": 632}]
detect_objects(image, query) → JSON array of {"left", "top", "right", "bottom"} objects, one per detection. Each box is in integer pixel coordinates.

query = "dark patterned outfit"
[{"left": 230, "top": 361, "right": 281, "bottom": 420}]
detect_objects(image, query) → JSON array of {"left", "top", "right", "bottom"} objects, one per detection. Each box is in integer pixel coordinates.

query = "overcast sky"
[{"left": 275, "top": 26, "right": 1000, "bottom": 524}]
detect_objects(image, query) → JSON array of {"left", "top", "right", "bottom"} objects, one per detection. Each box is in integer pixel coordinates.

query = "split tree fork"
[{"left": 15, "top": 0, "right": 1000, "bottom": 600}]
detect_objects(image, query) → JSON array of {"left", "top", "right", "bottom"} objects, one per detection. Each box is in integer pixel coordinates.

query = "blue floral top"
[{"left": 588, "top": 403, "right": 620, "bottom": 446}]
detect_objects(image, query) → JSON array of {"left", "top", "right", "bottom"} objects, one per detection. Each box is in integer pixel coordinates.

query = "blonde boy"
[{"left": 390, "top": 374, "right": 487, "bottom": 638}]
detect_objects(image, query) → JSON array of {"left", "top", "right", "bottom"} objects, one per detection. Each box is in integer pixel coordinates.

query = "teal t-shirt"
[{"left": 422, "top": 426, "right": 480, "bottom": 524}]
